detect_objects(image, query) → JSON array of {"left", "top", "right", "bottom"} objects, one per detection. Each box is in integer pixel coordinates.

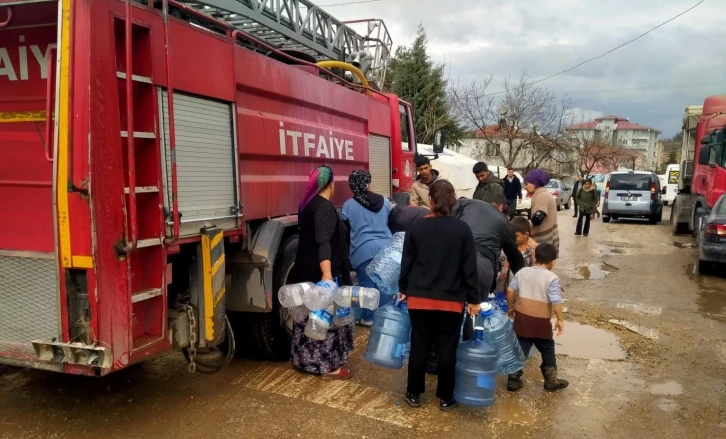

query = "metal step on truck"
[{"left": 0, "top": 0, "right": 419, "bottom": 376}]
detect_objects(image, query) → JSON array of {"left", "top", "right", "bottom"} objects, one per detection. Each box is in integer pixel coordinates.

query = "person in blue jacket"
[{"left": 341, "top": 169, "right": 393, "bottom": 327}]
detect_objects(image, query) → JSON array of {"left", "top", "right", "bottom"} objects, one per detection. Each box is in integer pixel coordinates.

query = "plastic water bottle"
[
  {"left": 365, "top": 233, "right": 405, "bottom": 296},
  {"left": 304, "top": 304, "right": 334, "bottom": 340},
  {"left": 338, "top": 286, "right": 381, "bottom": 311},
  {"left": 302, "top": 280, "right": 337, "bottom": 311},
  {"left": 278, "top": 282, "right": 314, "bottom": 322},
  {"left": 453, "top": 327, "right": 498, "bottom": 407},
  {"left": 363, "top": 302, "right": 410, "bottom": 369},
  {"left": 477, "top": 302, "right": 525, "bottom": 375}
]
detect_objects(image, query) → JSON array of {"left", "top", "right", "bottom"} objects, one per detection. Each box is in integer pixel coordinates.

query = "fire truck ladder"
[{"left": 175, "top": 0, "right": 393, "bottom": 84}]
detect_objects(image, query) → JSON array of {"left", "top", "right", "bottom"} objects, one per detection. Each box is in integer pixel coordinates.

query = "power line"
[
  {"left": 319, "top": 0, "right": 382, "bottom": 6},
  {"left": 562, "top": 81, "right": 725, "bottom": 95},
  {"left": 483, "top": 0, "right": 706, "bottom": 96}
]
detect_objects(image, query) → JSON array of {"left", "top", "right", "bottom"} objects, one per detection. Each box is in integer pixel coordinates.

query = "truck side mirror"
[
  {"left": 433, "top": 130, "right": 446, "bottom": 154},
  {"left": 698, "top": 146, "right": 710, "bottom": 166},
  {"left": 700, "top": 135, "right": 711, "bottom": 145}
]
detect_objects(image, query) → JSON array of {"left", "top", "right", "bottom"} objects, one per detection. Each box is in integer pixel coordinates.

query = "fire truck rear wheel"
[{"left": 251, "top": 234, "right": 298, "bottom": 361}]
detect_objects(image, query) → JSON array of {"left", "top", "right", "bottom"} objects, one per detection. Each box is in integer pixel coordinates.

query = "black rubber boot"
[
  {"left": 541, "top": 366, "right": 569, "bottom": 391},
  {"left": 507, "top": 370, "right": 524, "bottom": 391}
]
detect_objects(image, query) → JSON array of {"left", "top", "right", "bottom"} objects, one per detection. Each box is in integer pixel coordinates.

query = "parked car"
[
  {"left": 544, "top": 179, "right": 572, "bottom": 211},
  {"left": 696, "top": 194, "right": 726, "bottom": 274},
  {"left": 602, "top": 171, "right": 664, "bottom": 224}
]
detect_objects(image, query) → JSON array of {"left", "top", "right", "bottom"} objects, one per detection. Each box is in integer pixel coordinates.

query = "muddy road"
[{"left": 1, "top": 206, "right": 725, "bottom": 439}]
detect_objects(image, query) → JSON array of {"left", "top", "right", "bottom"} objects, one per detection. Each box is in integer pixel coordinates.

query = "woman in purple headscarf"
[
  {"left": 523, "top": 170, "right": 559, "bottom": 255},
  {"left": 292, "top": 165, "right": 354, "bottom": 380}
]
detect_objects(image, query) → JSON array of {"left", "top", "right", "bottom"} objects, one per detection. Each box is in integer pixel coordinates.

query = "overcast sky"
[{"left": 328, "top": 0, "right": 725, "bottom": 138}]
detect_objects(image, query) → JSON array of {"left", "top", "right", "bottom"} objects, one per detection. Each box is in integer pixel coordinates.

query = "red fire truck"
[
  {"left": 670, "top": 95, "right": 726, "bottom": 237},
  {"left": 0, "top": 0, "right": 421, "bottom": 375}
]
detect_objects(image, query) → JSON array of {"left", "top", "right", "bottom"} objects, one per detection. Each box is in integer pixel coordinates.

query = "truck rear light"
[{"left": 705, "top": 223, "right": 726, "bottom": 236}]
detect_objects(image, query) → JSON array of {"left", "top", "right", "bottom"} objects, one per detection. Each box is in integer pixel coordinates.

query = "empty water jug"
[
  {"left": 365, "top": 233, "right": 405, "bottom": 297},
  {"left": 305, "top": 304, "right": 334, "bottom": 340},
  {"left": 453, "top": 327, "right": 498, "bottom": 407},
  {"left": 337, "top": 286, "right": 381, "bottom": 311},
  {"left": 363, "top": 302, "right": 410, "bottom": 369},
  {"left": 302, "top": 279, "right": 337, "bottom": 311},
  {"left": 477, "top": 302, "right": 525, "bottom": 375},
  {"left": 278, "top": 282, "right": 314, "bottom": 308}
]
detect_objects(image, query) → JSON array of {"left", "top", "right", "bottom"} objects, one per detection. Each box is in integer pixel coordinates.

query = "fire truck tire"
[{"left": 251, "top": 234, "right": 298, "bottom": 361}]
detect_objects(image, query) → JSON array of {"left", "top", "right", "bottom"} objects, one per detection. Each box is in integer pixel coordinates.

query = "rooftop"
[{"left": 566, "top": 116, "right": 660, "bottom": 133}]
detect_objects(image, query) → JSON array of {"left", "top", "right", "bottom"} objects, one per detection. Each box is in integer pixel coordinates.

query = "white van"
[{"left": 662, "top": 164, "right": 680, "bottom": 206}]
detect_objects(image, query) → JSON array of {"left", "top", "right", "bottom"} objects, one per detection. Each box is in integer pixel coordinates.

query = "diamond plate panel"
[{"left": 0, "top": 255, "right": 59, "bottom": 359}]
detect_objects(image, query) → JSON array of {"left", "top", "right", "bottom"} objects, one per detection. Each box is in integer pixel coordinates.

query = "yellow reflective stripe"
[
  {"left": 56, "top": 0, "right": 72, "bottom": 268},
  {"left": 201, "top": 234, "right": 214, "bottom": 341},
  {"left": 211, "top": 253, "right": 225, "bottom": 277},
  {"left": 210, "top": 231, "right": 223, "bottom": 250},
  {"left": 214, "top": 285, "right": 226, "bottom": 307},
  {"left": 0, "top": 111, "right": 48, "bottom": 123},
  {"left": 71, "top": 255, "right": 93, "bottom": 268}
]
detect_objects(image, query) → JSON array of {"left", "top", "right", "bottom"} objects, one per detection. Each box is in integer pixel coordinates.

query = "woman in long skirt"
[{"left": 291, "top": 165, "right": 354, "bottom": 379}]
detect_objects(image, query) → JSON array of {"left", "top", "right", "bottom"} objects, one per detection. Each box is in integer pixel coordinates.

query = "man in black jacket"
[
  {"left": 503, "top": 167, "right": 522, "bottom": 220},
  {"left": 455, "top": 193, "right": 525, "bottom": 341}
]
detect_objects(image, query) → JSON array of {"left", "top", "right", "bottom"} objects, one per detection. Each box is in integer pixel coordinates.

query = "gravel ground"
[{"left": 1, "top": 206, "right": 725, "bottom": 439}]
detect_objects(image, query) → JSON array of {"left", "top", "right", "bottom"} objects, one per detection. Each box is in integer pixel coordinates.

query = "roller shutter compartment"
[{"left": 368, "top": 134, "right": 391, "bottom": 198}]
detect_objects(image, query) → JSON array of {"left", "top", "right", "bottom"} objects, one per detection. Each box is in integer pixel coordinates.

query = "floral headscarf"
[{"left": 348, "top": 169, "right": 372, "bottom": 207}]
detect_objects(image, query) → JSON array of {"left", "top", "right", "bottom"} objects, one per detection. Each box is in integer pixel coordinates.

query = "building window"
[{"left": 486, "top": 142, "right": 501, "bottom": 157}]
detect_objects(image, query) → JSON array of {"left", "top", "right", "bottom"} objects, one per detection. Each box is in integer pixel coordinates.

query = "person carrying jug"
[
  {"left": 291, "top": 165, "right": 354, "bottom": 380},
  {"left": 341, "top": 169, "right": 393, "bottom": 327},
  {"left": 398, "top": 179, "right": 480, "bottom": 412}
]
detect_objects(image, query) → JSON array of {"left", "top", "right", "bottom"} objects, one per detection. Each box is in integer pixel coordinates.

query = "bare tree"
[
  {"left": 562, "top": 129, "right": 634, "bottom": 177},
  {"left": 450, "top": 71, "right": 571, "bottom": 171}
]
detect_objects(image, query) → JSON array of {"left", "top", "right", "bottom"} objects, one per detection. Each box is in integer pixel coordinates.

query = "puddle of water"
[
  {"left": 608, "top": 319, "right": 660, "bottom": 340},
  {"left": 673, "top": 241, "right": 696, "bottom": 249},
  {"left": 598, "top": 241, "right": 642, "bottom": 249},
  {"left": 601, "top": 245, "right": 625, "bottom": 255},
  {"left": 685, "top": 264, "right": 726, "bottom": 323},
  {"left": 649, "top": 381, "right": 683, "bottom": 396},
  {"left": 551, "top": 320, "right": 627, "bottom": 360},
  {"left": 488, "top": 397, "right": 536, "bottom": 425},
  {"left": 615, "top": 303, "right": 662, "bottom": 316},
  {"left": 577, "top": 263, "right": 617, "bottom": 280}
]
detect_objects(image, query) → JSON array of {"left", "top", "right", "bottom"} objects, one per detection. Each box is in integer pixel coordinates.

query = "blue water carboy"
[
  {"left": 477, "top": 302, "right": 525, "bottom": 375},
  {"left": 453, "top": 327, "right": 498, "bottom": 407},
  {"left": 363, "top": 301, "right": 410, "bottom": 369}
]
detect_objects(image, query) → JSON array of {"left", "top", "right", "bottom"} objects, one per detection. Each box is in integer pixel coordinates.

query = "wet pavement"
[{"left": 2, "top": 206, "right": 726, "bottom": 438}]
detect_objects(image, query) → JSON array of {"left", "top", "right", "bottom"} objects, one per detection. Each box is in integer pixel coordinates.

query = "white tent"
[
  {"left": 417, "top": 145, "right": 524, "bottom": 198},
  {"left": 418, "top": 144, "right": 478, "bottom": 198}
]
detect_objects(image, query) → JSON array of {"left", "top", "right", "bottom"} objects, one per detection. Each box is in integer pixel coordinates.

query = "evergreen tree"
[{"left": 384, "top": 26, "right": 463, "bottom": 146}]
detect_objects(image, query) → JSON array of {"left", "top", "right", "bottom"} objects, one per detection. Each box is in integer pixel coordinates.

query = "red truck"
[
  {"left": 670, "top": 96, "right": 726, "bottom": 258},
  {"left": 0, "top": 0, "right": 421, "bottom": 375}
]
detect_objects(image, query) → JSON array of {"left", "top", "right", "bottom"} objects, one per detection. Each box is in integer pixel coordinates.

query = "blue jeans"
[{"left": 354, "top": 259, "right": 392, "bottom": 322}]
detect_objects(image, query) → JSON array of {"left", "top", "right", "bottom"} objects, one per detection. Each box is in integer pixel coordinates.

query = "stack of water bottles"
[
  {"left": 365, "top": 232, "right": 405, "bottom": 298},
  {"left": 278, "top": 281, "right": 382, "bottom": 341}
]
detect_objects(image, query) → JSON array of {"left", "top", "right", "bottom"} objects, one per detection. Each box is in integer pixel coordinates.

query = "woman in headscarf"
[
  {"left": 524, "top": 169, "right": 559, "bottom": 255},
  {"left": 341, "top": 169, "right": 393, "bottom": 327},
  {"left": 292, "top": 165, "right": 354, "bottom": 380}
]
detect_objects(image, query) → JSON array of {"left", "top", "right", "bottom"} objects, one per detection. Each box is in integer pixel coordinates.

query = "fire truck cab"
[{"left": 0, "top": 0, "right": 418, "bottom": 375}]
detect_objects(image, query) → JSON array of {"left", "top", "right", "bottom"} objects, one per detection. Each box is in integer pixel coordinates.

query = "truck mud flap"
[{"left": 192, "top": 227, "right": 226, "bottom": 347}]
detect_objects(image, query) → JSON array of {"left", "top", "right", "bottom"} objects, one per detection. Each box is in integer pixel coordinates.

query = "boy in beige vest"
[{"left": 506, "top": 243, "right": 569, "bottom": 392}]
